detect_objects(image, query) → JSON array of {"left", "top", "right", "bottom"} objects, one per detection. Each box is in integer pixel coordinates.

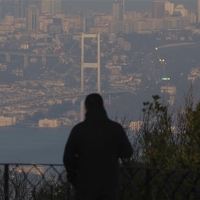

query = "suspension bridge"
[{"left": 0, "top": 33, "right": 131, "bottom": 112}]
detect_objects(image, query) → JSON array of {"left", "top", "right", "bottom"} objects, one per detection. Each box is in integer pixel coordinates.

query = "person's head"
[{"left": 85, "top": 93, "right": 104, "bottom": 111}]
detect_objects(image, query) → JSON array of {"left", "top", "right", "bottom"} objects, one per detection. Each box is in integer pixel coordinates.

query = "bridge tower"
[{"left": 81, "top": 33, "right": 101, "bottom": 93}]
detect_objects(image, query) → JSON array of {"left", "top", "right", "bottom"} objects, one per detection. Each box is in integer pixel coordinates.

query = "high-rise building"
[
  {"left": 0, "top": 0, "right": 2, "bottom": 19},
  {"left": 198, "top": 0, "right": 200, "bottom": 23},
  {"left": 152, "top": 0, "right": 165, "bottom": 18},
  {"left": 81, "top": 10, "right": 94, "bottom": 32},
  {"left": 54, "top": 0, "right": 62, "bottom": 14},
  {"left": 2, "top": 0, "right": 13, "bottom": 17},
  {"left": 41, "top": 0, "right": 62, "bottom": 15},
  {"left": 165, "top": 1, "right": 174, "bottom": 16},
  {"left": 1, "top": 0, "right": 33, "bottom": 19},
  {"left": 13, "top": 0, "right": 21, "bottom": 18},
  {"left": 112, "top": 0, "right": 124, "bottom": 21},
  {"left": 41, "top": 0, "right": 51, "bottom": 14},
  {"left": 26, "top": 5, "right": 39, "bottom": 31},
  {"left": 20, "top": 0, "right": 32, "bottom": 18}
]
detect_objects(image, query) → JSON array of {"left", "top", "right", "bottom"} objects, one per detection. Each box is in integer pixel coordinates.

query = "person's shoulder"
[
  {"left": 72, "top": 121, "right": 85, "bottom": 131},
  {"left": 70, "top": 121, "right": 86, "bottom": 133},
  {"left": 107, "top": 119, "right": 124, "bottom": 129}
]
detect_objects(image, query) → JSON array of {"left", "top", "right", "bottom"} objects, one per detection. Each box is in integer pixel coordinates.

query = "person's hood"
[{"left": 85, "top": 107, "right": 108, "bottom": 125}]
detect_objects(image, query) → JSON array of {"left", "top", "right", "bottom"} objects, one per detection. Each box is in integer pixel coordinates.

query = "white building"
[
  {"left": 41, "top": 0, "right": 62, "bottom": 15},
  {"left": 165, "top": 1, "right": 174, "bottom": 16},
  {"left": 161, "top": 85, "right": 176, "bottom": 95},
  {"left": 174, "top": 4, "right": 188, "bottom": 17},
  {"left": 117, "top": 37, "right": 124, "bottom": 46},
  {"left": 190, "top": 12, "right": 197, "bottom": 24},
  {"left": 0, "top": 116, "right": 16, "bottom": 126},
  {"left": 39, "top": 118, "right": 59, "bottom": 128},
  {"left": 130, "top": 121, "right": 143, "bottom": 131},
  {"left": 124, "top": 42, "right": 131, "bottom": 51},
  {"left": 188, "top": 67, "right": 200, "bottom": 82},
  {"left": 160, "top": 85, "right": 176, "bottom": 105},
  {"left": 5, "top": 14, "right": 14, "bottom": 24},
  {"left": 124, "top": 11, "right": 141, "bottom": 21},
  {"left": 109, "top": 33, "right": 117, "bottom": 42},
  {"left": 198, "top": 0, "right": 200, "bottom": 23}
]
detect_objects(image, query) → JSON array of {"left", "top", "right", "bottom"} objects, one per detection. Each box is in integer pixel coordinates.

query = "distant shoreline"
[{"left": 0, "top": 125, "right": 72, "bottom": 130}]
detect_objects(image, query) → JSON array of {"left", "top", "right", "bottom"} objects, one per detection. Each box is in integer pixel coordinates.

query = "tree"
[
  {"left": 122, "top": 86, "right": 200, "bottom": 170},
  {"left": 138, "top": 95, "right": 174, "bottom": 168},
  {"left": 119, "top": 89, "right": 200, "bottom": 199}
]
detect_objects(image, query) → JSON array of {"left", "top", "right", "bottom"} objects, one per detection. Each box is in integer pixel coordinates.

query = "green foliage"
[
  {"left": 178, "top": 102, "right": 200, "bottom": 170},
  {"left": 113, "top": 91, "right": 193, "bottom": 169},
  {"left": 119, "top": 91, "right": 200, "bottom": 199},
  {"left": 127, "top": 92, "right": 200, "bottom": 170},
  {"left": 139, "top": 95, "right": 176, "bottom": 169}
]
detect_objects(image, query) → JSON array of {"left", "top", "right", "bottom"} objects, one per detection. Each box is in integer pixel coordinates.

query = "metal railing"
[
  {"left": 119, "top": 167, "right": 200, "bottom": 200},
  {"left": 1, "top": 164, "right": 200, "bottom": 200},
  {"left": 0, "top": 164, "right": 74, "bottom": 200}
]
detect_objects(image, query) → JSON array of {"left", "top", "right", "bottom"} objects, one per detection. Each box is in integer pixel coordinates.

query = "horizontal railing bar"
[
  {"left": 0, "top": 163, "right": 200, "bottom": 173},
  {"left": 0, "top": 163, "right": 64, "bottom": 166}
]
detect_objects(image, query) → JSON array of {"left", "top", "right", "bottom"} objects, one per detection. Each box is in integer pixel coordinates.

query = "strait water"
[{"left": 0, "top": 127, "right": 71, "bottom": 164}]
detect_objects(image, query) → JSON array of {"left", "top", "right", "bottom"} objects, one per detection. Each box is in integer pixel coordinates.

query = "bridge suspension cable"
[{"left": 18, "top": 33, "right": 99, "bottom": 105}]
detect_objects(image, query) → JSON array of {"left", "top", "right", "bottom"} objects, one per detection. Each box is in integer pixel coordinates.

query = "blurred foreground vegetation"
[{"left": 123, "top": 87, "right": 200, "bottom": 170}]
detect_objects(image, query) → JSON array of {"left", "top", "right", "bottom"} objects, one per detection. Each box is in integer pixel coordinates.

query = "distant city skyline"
[{"left": 0, "top": 0, "right": 198, "bottom": 19}]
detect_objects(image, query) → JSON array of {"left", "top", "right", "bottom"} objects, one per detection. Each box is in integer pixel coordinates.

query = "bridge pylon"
[{"left": 81, "top": 33, "right": 101, "bottom": 93}]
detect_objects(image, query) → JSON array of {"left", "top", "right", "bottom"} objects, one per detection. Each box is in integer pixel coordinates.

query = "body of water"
[{"left": 0, "top": 127, "right": 71, "bottom": 164}]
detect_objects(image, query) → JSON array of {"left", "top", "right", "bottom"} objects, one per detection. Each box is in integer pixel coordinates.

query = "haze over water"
[{"left": 0, "top": 127, "right": 70, "bottom": 164}]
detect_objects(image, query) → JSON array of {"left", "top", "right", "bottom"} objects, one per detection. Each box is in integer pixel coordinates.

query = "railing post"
[
  {"left": 51, "top": 185, "right": 53, "bottom": 200},
  {"left": 32, "top": 187, "right": 36, "bottom": 200},
  {"left": 146, "top": 169, "right": 151, "bottom": 200},
  {"left": 4, "top": 164, "right": 9, "bottom": 200},
  {"left": 67, "top": 181, "right": 70, "bottom": 200}
]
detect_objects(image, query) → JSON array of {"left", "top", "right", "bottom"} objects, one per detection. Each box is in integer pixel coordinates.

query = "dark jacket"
[{"left": 63, "top": 107, "right": 133, "bottom": 190}]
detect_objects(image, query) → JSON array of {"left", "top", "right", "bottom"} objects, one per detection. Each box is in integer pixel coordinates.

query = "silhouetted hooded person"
[{"left": 63, "top": 93, "right": 133, "bottom": 200}]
